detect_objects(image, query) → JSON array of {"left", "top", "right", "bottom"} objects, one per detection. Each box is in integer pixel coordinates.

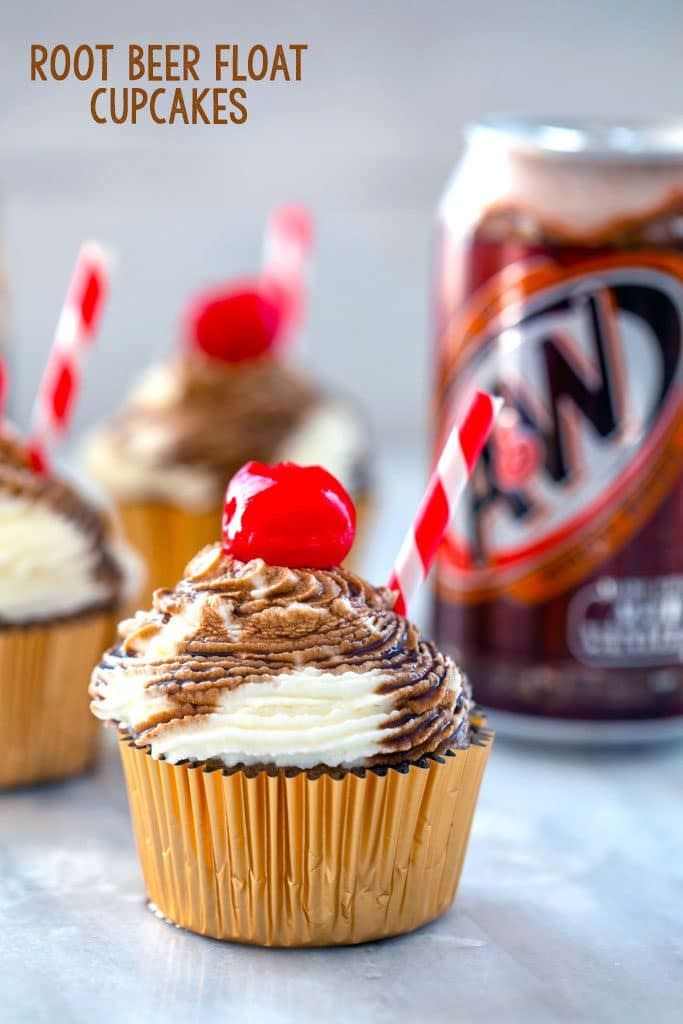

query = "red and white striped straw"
[
  {"left": 27, "top": 242, "right": 111, "bottom": 473},
  {"left": 0, "top": 356, "right": 7, "bottom": 424},
  {"left": 387, "top": 390, "right": 502, "bottom": 616},
  {"left": 261, "top": 204, "right": 314, "bottom": 340}
]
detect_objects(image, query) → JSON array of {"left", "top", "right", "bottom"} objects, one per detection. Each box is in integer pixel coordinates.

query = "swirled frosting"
[
  {"left": 86, "top": 355, "right": 369, "bottom": 509},
  {"left": 0, "top": 429, "right": 136, "bottom": 624},
  {"left": 90, "top": 544, "right": 470, "bottom": 769}
]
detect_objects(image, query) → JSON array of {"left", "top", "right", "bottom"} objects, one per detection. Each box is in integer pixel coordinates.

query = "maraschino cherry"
[
  {"left": 184, "top": 204, "right": 313, "bottom": 364},
  {"left": 222, "top": 461, "right": 356, "bottom": 568},
  {"left": 184, "top": 279, "right": 284, "bottom": 364}
]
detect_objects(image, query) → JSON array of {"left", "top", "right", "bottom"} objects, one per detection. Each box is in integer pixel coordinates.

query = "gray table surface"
[{"left": 1, "top": 453, "right": 682, "bottom": 1024}]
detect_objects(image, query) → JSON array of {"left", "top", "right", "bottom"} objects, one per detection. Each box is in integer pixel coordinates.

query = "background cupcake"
[
  {"left": 0, "top": 240, "right": 143, "bottom": 786},
  {"left": 90, "top": 461, "right": 491, "bottom": 946},
  {"left": 86, "top": 206, "right": 372, "bottom": 595},
  {"left": 0, "top": 427, "right": 136, "bottom": 787}
]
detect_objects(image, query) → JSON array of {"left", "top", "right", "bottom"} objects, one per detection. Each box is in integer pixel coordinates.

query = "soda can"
[{"left": 433, "top": 117, "right": 683, "bottom": 741}]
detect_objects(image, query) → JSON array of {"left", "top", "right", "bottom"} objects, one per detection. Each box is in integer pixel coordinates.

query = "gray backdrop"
[{"left": 1, "top": 0, "right": 681, "bottom": 445}]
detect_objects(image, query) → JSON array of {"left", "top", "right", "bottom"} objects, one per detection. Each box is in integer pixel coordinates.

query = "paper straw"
[
  {"left": 261, "top": 204, "right": 314, "bottom": 341},
  {"left": 0, "top": 356, "right": 7, "bottom": 423},
  {"left": 27, "top": 242, "right": 111, "bottom": 472},
  {"left": 387, "top": 391, "right": 502, "bottom": 616}
]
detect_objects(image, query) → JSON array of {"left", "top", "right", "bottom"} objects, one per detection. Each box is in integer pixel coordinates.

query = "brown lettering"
[
  {"left": 73, "top": 45, "right": 94, "bottom": 81},
  {"left": 230, "top": 87, "right": 248, "bottom": 125},
  {"left": 164, "top": 44, "right": 180, "bottom": 81},
  {"left": 128, "top": 45, "right": 145, "bottom": 81},
  {"left": 90, "top": 87, "right": 106, "bottom": 123},
  {"left": 183, "top": 44, "right": 200, "bottom": 81},
  {"left": 191, "top": 88, "right": 211, "bottom": 124},
  {"left": 215, "top": 44, "right": 230, "bottom": 81},
  {"left": 169, "top": 88, "right": 189, "bottom": 125},
  {"left": 231, "top": 44, "right": 247, "bottom": 82},
  {"left": 291, "top": 43, "right": 307, "bottom": 81},
  {"left": 247, "top": 44, "right": 268, "bottom": 81},
  {"left": 131, "top": 87, "right": 148, "bottom": 123},
  {"left": 30, "top": 44, "right": 48, "bottom": 81},
  {"left": 110, "top": 88, "right": 128, "bottom": 125},
  {"left": 270, "top": 44, "right": 290, "bottom": 81},
  {"left": 149, "top": 87, "right": 166, "bottom": 124},
  {"left": 95, "top": 44, "right": 114, "bottom": 81},
  {"left": 213, "top": 88, "right": 228, "bottom": 125},
  {"left": 147, "top": 45, "right": 163, "bottom": 81},
  {"left": 50, "top": 44, "right": 70, "bottom": 81}
]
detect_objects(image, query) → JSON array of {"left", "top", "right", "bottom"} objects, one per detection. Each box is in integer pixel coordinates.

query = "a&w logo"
[{"left": 439, "top": 257, "right": 683, "bottom": 603}]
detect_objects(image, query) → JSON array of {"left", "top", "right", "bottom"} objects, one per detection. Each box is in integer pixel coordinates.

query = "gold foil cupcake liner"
[
  {"left": 119, "top": 729, "right": 492, "bottom": 947},
  {"left": 0, "top": 611, "right": 115, "bottom": 788},
  {"left": 116, "top": 499, "right": 221, "bottom": 597},
  {"left": 117, "top": 493, "right": 373, "bottom": 598}
]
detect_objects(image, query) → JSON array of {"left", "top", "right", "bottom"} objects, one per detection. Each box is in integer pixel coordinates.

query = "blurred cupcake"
[
  {"left": 90, "top": 461, "right": 491, "bottom": 947},
  {"left": 85, "top": 207, "right": 372, "bottom": 595},
  {"left": 0, "top": 427, "right": 137, "bottom": 787}
]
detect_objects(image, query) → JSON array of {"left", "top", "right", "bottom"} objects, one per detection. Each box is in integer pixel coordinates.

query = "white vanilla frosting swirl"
[
  {"left": 90, "top": 544, "right": 470, "bottom": 770},
  {"left": 0, "top": 430, "right": 135, "bottom": 624}
]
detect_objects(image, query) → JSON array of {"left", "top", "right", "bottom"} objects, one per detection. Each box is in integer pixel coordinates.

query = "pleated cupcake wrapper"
[
  {"left": 116, "top": 500, "right": 221, "bottom": 597},
  {"left": 119, "top": 729, "right": 492, "bottom": 947},
  {"left": 116, "top": 494, "right": 373, "bottom": 601},
  {"left": 0, "top": 612, "right": 115, "bottom": 788}
]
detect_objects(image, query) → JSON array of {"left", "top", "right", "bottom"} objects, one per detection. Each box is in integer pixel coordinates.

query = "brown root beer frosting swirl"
[
  {"left": 0, "top": 428, "right": 131, "bottom": 624},
  {"left": 86, "top": 355, "right": 370, "bottom": 510},
  {"left": 111, "top": 355, "right": 317, "bottom": 477},
  {"left": 90, "top": 543, "right": 471, "bottom": 770}
]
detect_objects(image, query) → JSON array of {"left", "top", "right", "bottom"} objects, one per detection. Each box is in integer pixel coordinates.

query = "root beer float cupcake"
[
  {"left": 0, "top": 429, "right": 134, "bottom": 786},
  {"left": 86, "top": 206, "right": 371, "bottom": 595},
  {"left": 0, "top": 243, "right": 139, "bottom": 786},
  {"left": 90, "top": 395, "right": 498, "bottom": 947}
]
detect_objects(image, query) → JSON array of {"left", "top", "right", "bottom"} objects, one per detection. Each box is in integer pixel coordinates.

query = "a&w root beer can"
[{"left": 434, "top": 118, "right": 683, "bottom": 741}]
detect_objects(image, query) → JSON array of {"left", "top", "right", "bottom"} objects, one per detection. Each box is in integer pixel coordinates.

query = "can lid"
[{"left": 467, "top": 116, "right": 683, "bottom": 163}]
